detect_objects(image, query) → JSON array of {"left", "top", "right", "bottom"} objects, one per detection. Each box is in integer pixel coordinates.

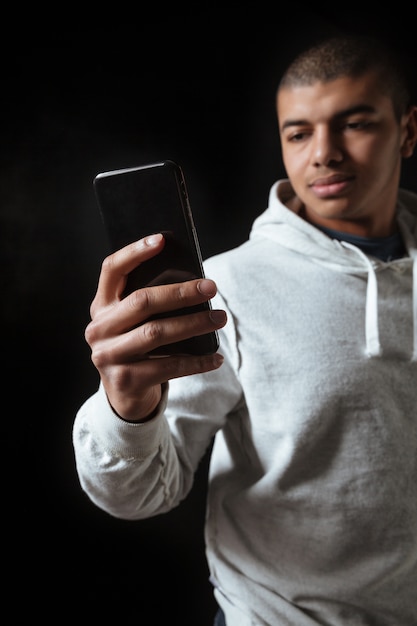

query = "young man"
[{"left": 73, "top": 34, "right": 417, "bottom": 625}]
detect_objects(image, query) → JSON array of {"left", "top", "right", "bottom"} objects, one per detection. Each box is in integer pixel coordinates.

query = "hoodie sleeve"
[
  {"left": 72, "top": 285, "right": 243, "bottom": 520},
  {"left": 72, "top": 382, "right": 186, "bottom": 520}
]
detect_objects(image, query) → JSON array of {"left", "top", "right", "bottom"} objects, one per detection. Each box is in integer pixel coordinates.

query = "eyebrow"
[{"left": 280, "top": 104, "right": 376, "bottom": 132}]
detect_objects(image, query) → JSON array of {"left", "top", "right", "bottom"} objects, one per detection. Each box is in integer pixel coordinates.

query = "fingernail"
[
  {"left": 145, "top": 233, "right": 163, "bottom": 246},
  {"left": 209, "top": 310, "right": 227, "bottom": 324},
  {"left": 212, "top": 353, "right": 224, "bottom": 368},
  {"left": 198, "top": 279, "right": 216, "bottom": 296}
]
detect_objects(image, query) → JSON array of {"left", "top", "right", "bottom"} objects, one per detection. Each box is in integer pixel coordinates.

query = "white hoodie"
[{"left": 73, "top": 180, "right": 417, "bottom": 625}]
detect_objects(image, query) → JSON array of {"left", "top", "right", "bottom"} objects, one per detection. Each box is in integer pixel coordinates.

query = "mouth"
[{"left": 310, "top": 174, "right": 354, "bottom": 198}]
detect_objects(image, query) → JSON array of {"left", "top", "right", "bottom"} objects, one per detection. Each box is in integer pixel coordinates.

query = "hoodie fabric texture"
[{"left": 73, "top": 180, "right": 417, "bottom": 625}]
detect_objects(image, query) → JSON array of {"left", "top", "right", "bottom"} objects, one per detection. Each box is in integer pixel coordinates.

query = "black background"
[{"left": 4, "top": 6, "right": 416, "bottom": 624}]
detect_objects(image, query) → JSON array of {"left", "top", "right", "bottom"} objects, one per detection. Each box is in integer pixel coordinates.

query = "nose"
[{"left": 311, "top": 127, "right": 343, "bottom": 166}]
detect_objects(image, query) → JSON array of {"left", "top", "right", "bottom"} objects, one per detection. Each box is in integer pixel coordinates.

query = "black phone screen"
[{"left": 93, "top": 160, "right": 219, "bottom": 356}]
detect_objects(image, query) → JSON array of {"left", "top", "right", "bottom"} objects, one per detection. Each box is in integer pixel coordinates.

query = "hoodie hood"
[{"left": 250, "top": 179, "right": 417, "bottom": 360}]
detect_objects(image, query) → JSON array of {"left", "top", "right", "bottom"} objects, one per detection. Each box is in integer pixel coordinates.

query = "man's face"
[{"left": 277, "top": 72, "right": 411, "bottom": 237}]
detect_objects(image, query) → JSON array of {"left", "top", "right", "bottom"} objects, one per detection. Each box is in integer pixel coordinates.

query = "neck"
[{"left": 300, "top": 207, "right": 398, "bottom": 238}]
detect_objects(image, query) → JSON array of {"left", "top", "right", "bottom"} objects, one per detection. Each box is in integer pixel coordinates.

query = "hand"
[{"left": 85, "top": 233, "right": 227, "bottom": 422}]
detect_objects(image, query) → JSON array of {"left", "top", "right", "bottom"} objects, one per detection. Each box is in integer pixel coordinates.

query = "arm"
[{"left": 73, "top": 233, "right": 227, "bottom": 518}]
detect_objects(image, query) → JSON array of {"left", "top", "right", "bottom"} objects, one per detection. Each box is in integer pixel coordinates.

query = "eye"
[
  {"left": 344, "top": 120, "right": 372, "bottom": 131},
  {"left": 287, "top": 130, "right": 310, "bottom": 142}
]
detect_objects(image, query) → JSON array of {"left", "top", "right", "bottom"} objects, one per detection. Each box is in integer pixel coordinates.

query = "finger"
[
  {"left": 137, "top": 351, "right": 225, "bottom": 385},
  {"left": 124, "top": 276, "right": 217, "bottom": 321},
  {"left": 90, "top": 308, "right": 227, "bottom": 364},
  {"left": 102, "top": 352, "right": 225, "bottom": 394},
  {"left": 135, "top": 309, "right": 227, "bottom": 355},
  {"left": 90, "top": 277, "right": 219, "bottom": 339},
  {"left": 94, "top": 234, "right": 165, "bottom": 308}
]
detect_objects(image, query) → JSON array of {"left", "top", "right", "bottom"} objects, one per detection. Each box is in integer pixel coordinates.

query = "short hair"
[{"left": 278, "top": 35, "right": 412, "bottom": 121}]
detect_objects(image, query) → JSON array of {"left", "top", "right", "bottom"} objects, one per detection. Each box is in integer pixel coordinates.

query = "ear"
[{"left": 400, "top": 105, "right": 417, "bottom": 158}]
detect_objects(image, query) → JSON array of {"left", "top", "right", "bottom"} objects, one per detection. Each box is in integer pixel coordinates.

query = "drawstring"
[
  {"left": 410, "top": 249, "right": 417, "bottom": 361},
  {"left": 341, "top": 242, "right": 383, "bottom": 358},
  {"left": 342, "top": 241, "right": 417, "bottom": 361}
]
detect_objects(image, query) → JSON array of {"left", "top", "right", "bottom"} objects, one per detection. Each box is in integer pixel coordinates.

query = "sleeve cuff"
[{"left": 87, "top": 382, "right": 170, "bottom": 459}]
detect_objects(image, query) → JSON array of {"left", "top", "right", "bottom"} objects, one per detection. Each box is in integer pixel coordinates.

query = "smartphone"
[{"left": 93, "top": 160, "right": 219, "bottom": 356}]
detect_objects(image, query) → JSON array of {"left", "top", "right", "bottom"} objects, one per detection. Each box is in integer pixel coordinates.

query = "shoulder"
[{"left": 203, "top": 237, "right": 275, "bottom": 284}]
